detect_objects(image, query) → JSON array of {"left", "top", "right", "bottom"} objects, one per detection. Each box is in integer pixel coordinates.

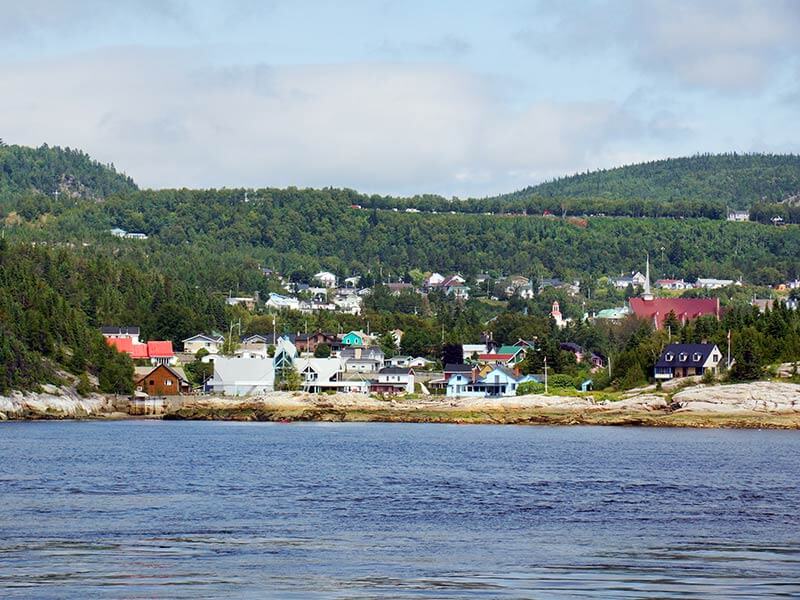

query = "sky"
[{"left": 1, "top": 0, "right": 799, "bottom": 197}]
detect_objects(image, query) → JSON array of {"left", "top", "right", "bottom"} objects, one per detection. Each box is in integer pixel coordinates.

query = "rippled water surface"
[{"left": 1, "top": 421, "right": 799, "bottom": 598}]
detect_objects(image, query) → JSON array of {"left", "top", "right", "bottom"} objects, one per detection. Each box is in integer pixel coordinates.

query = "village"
[{"left": 100, "top": 256, "right": 800, "bottom": 414}]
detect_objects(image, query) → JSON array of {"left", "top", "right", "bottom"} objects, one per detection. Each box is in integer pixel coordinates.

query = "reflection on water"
[{"left": 1, "top": 422, "right": 799, "bottom": 598}]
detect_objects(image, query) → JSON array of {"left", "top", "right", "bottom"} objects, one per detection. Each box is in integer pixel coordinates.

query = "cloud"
[
  {"left": 518, "top": 0, "right": 800, "bottom": 93},
  {"left": 0, "top": 47, "right": 668, "bottom": 196}
]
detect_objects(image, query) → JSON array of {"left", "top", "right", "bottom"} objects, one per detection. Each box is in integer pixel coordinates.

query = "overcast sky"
[{"left": 1, "top": 0, "right": 798, "bottom": 196}]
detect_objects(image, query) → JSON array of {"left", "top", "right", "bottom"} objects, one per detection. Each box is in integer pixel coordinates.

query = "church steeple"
[{"left": 642, "top": 252, "right": 653, "bottom": 301}]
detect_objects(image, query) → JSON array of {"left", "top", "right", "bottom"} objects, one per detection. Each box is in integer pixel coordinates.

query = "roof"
[
  {"left": 496, "top": 345, "right": 525, "bottom": 356},
  {"left": 101, "top": 326, "right": 139, "bottom": 335},
  {"left": 560, "top": 342, "right": 583, "bottom": 353},
  {"left": 629, "top": 297, "right": 720, "bottom": 329},
  {"left": 479, "top": 365, "right": 520, "bottom": 381},
  {"left": 655, "top": 343, "right": 720, "bottom": 369},
  {"left": 182, "top": 333, "right": 223, "bottom": 343},
  {"left": 147, "top": 341, "right": 174, "bottom": 357},
  {"left": 479, "top": 353, "right": 514, "bottom": 361},
  {"left": 379, "top": 367, "right": 413, "bottom": 375},
  {"left": 135, "top": 364, "right": 188, "bottom": 384},
  {"left": 444, "top": 363, "right": 473, "bottom": 373}
]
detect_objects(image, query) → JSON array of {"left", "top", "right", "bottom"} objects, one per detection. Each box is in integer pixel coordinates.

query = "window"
[
  {"left": 149, "top": 380, "right": 155, "bottom": 385},
  {"left": 692, "top": 353, "right": 702, "bottom": 362},
  {"left": 679, "top": 353, "right": 688, "bottom": 361},
  {"left": 166, "top": 380, "right": 173, "bottom": 386},
  {"left": 665, "top": 353, "right": 674, "bottom": 361}
]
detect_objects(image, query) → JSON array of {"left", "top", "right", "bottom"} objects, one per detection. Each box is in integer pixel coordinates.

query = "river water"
[{"left": 0, "top": 421, "right": 798, "bottom": 598}]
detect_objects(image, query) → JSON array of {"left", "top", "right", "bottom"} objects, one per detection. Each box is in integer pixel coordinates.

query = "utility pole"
[
  {"left": 544, "top": 356, "right": 548, "bottom": 394},
  {"left": 272, "top": 316, "right": 276, "bottom": 346},
  {"left": 727, "top": 329, "right": 732, "bottom": 369}
]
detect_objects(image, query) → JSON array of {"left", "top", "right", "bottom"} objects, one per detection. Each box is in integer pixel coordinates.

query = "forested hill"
[
  {"left": 495, "top": 154, "right": 800, "bottom": 210},
  {"left": 0, "top": 143, "right": 137, "bottom": 204}
]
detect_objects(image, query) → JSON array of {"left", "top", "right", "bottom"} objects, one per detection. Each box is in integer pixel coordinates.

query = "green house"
[{"left": 341, "top": 330, "right": 367, "bottom": 346}]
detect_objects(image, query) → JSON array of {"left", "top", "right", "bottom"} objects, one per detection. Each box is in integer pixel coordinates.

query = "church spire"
[{"left": 642, "top": 252, "right": 653, "bottom": 301}]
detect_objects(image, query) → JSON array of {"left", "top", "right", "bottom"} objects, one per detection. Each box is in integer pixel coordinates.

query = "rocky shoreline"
[{"left": 2, "top": 382, "right": 799, "bottom": 429}]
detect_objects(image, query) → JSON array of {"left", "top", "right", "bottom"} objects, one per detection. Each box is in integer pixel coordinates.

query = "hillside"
[
  {"left": 0, "top": 142, "right": 137, "bottom": 205},
  {"left": 495, "top": 153, "right": 800, "bottom": 210}
]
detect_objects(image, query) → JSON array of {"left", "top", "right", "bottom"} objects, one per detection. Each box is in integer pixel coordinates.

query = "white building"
[
  {"left": 266, "top": 293, "right": 300, "bottom": 311},
  {"left": 314, "top": 271, "right": 337, "bottom": 288},
  {"left": 182, "top": 334, "right": 224, "bottom": 354},
  {"left": 695, "top": 278, "right": 737, "bottom": 290}
]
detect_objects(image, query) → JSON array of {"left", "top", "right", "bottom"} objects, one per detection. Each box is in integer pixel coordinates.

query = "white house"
[
  {"left": 182, "top": 334, "right": 224, "bottom": 355},
  {"left": 446, "top": 366, "right": 521, "bottom": 398},
  {"left": 314, "top": 271, "right": 337, "bottom": 288},
  {"left": 371, "top": 367, "right": 415, "bottom": 394},
  {"left": 387, "top": 355, "right": 412, "bottom": 367},
  {"left": 424, "top": 272, "right": 445, "bottom": 287},
  {"left": 408, "top": 357, "right": 433, "bottom": 369},
  {"left": 695, "top": 278, "right": 737, "bottom": 290},
  {"left": 266, "top": 293, "right": 300, "bottom": 311},
  {"left": 333, "top": 295, "right": 362, "bottom": 315}
]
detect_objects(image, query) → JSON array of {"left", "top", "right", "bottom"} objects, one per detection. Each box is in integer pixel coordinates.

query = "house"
[
  {"left": 341, "top": 330, "right": 371, "bottom": 347},
  {"left": 106, "top": 337, "right": 176, "bottom": 366},
  {"left": 445, "top": 366, "right": 521, "bottom": 398},
  {"left": 654, "top": 343, "right": 722, "bottom": 380},
  {"left": 695, "top": 278, "right": 736, "bottom": 290},
  {"left": 440, "top": 275, "right": 469, "bottom": 299},
  {"left": 135, "top": 364, "right": 191, "bottom": 396},
  {"left": 371, "top": 367, "right": 415, "bottom": 394},
  {"left": 341, "top": 345, "right": 385, "bottom": 373},
  {"left": 386, "top": 282, "right": 413, "bottom": 296},
  {"left": 387, "top": 355, "right": 412, "bottom": 367},
  {"left": 611, "top": 271, "right": 647, "bottom": 289},
  {"left": 727, "top": 211, "right": 750, "bottom": 222},
  {"left": 408, "top": 356, "right": 433, "bottom": 369},
  {"left": 343, "top": 276, "right": 361, "bottom": 288},
  {"left": 424, "top": 272, "right": 445, "bottom": 288},
  {"left": 313, "top": 271, "right": 337, "bottom": 288},
  {"left": 479, "top": 345, "right": 525, "bottom": 367},
  {"left": 182, "top": 334, "right": 224, "bottom": 355},
  {"left": 593, "top": 306, "right": 631, "bottom": 322},
  {"left": 226, "top": 295, "right": 258, "bottom": 310},
  {"left": 110, "top": 228, "right": 127, "bottom": 237},
  {"left": 266, "top": 293, "right": 300, "bottom": 311},
  {"left": 462, "top": 344, "right": 489, "bottom": 362},
  {"left": 559, "top": 342, "right": 605, "bottom": 369},
  {"left": 295, "top": 357, "right": 367, "bottom": 393},
  {"left": 333, "top": 295, "right": 362, "bottom": 315},
  {"left": 124, "top": 232, "right": 148, "bottom": 240},
  {"left": 101, "top": 326, "right": 141, "bottom": 344},
  {"left": 655, "top": 279, "right": 689, "bottom": 291}
]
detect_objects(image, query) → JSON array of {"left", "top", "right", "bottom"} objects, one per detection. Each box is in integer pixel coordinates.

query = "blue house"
[
  {"left": 446, "top": 366, "right": 522, "bottom": 398},
  {"left": 341, "top": 330, "right": 368, "bottom": 346}
]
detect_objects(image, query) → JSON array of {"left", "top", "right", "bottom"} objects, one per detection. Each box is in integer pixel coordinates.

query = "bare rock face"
[
  {"left": 0, "top": 388, "right": 111, "bottom": 419},
  {"left": 672, "top": 382, "right": 800, "bottom": 413}
]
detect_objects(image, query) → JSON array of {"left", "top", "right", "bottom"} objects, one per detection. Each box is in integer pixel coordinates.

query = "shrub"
[{"left": 517, "top": 381, "right": 545, "bottom": 395}]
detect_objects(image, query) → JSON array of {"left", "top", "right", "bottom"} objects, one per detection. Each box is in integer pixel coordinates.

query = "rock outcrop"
[{"left": 0, "top": 386, "right": 115, "bottom": 419}]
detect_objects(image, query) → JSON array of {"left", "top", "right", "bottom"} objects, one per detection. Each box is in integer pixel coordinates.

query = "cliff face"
[
  {"left": 0, "top": 385, "right": 120, "bottom": 420},
  {"left": 671, "top": 382, "right": 800, "bottom": 413}
]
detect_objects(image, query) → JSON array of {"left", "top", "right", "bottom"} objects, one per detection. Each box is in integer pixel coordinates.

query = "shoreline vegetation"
[{"left": 2, "top": 382, "right": 799, "bottom": 429}]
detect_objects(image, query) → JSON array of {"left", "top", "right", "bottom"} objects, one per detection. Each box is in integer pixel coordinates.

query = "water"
[{"left": 0, "top": 422, "right": 799, "bottom": 598}]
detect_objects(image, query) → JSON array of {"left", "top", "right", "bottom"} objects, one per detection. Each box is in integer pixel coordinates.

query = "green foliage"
[
  {"left": 500, "top": 153, "right": 800, "bottom": 210},
  {"left": 313, "top": 343, "right": 331, "bottom": 358},
  {"left": 276, "top": 366, "right": 302, "bottom": 391},
  {"left": 548, "top": 374, "right": 578, "bottom": 389},
  {"left": 517, "top": 381, "right": 545, "bottom": 395},
  {"left": 76, "top": 373, "right": 92, "bottom": 396}
]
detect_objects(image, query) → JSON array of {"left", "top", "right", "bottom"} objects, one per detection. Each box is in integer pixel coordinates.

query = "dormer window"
[
  {"left": 679, "top": 353, "right": 688, "bottom": 361},
  {"left": 692, "top": 353, "right": 702, "bottom": 362},
  {"left": 665, "top": 352, "right": 674, "bottom": 362}
]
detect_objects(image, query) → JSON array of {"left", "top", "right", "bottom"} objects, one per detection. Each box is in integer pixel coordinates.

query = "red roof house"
[
  {"left": 106, "top": 337, "right": 176, "bottom": 365},
  {"left": 629, "top": 297, "right": 720, "bottom": 329}
]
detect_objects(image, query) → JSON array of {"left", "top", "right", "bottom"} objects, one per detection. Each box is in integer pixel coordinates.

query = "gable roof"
[
  {"left": 147, "top": 341, "right": 174, "bottom": 357},
  {"left": 182, "top": 333, "right": 223, "bottom": 343},
  {"left": 101, "top": 326, "right": 139, "bottom": 335},
  {"left": 629, "top": 297, "right": 720, "bottom": 329},
  {"left": 444, "top": 363, "right": 473, "bottom": 373},
  {"left": 379, "top": 367, "right": 414, "bottom": 375},
  {"left": 655, "top": 343, "right": 720, "bottom": 369},
  {"left": 135, "top": 364, "right": 188, "bottom": 384}
]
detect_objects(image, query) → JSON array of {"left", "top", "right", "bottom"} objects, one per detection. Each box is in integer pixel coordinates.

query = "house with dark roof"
[
  {"left": 371, "top": 367, "right": 415, "bottom": 394},
  {"left": 135, "top": 364, "right": 191, "bottom": 396},
  {"left": 101, "top": 326, "right": 141, "bottom": 343},
  {"left": 654, "top": 343, "right": 722, "bottom": 380}
]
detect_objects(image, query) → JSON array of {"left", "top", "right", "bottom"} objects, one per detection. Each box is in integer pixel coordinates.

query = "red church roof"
[{"left": 629, "top": 297, "right": 720, "bottom": 329}]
